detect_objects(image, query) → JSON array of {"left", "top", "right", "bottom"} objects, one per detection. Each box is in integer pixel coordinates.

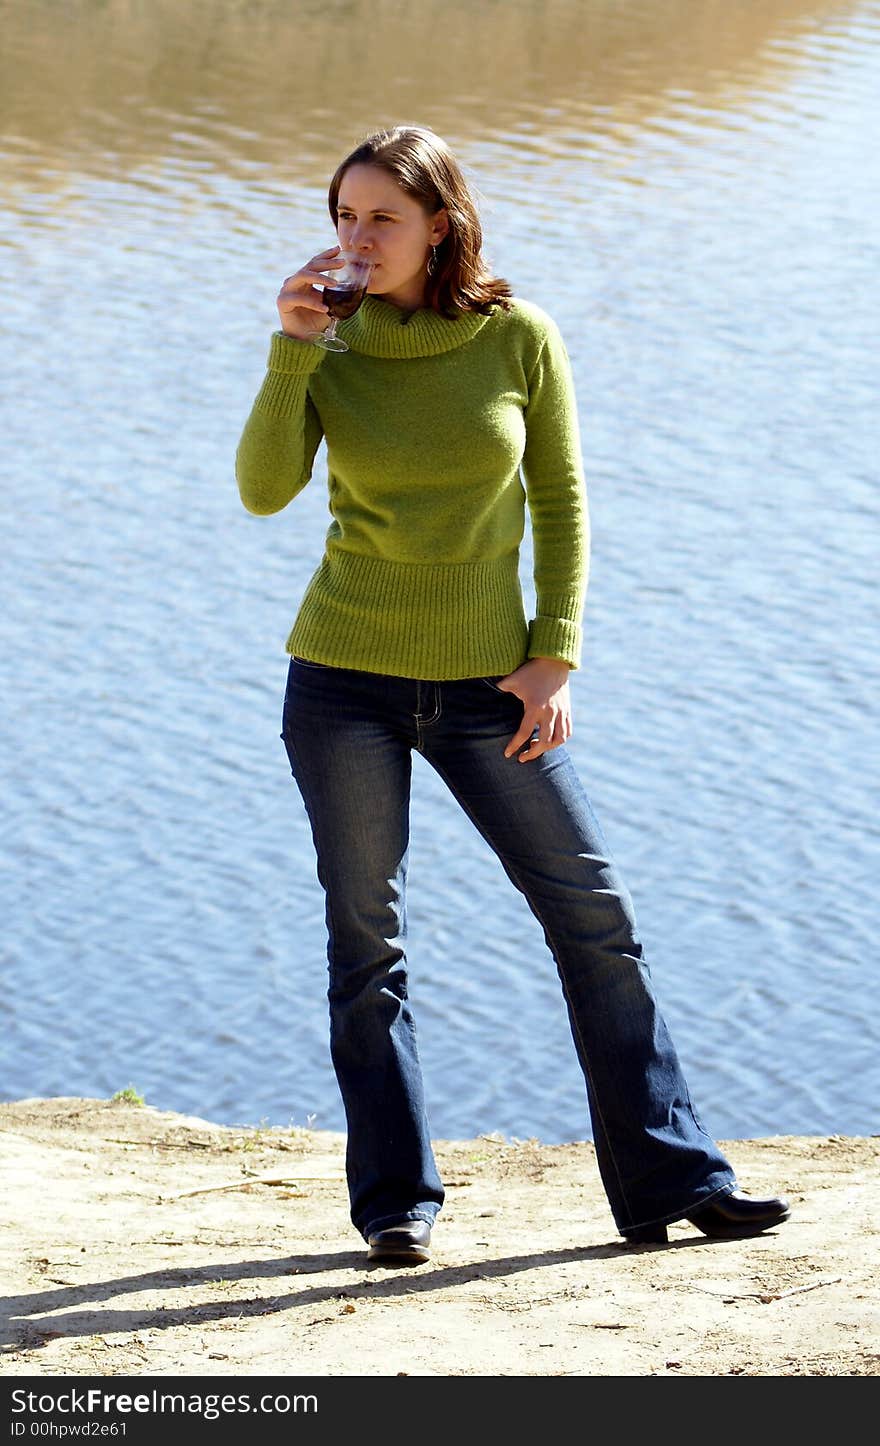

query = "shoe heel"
[
  {"left": 621, "top": 1220, "right": 670, "bottom": 1243},
  {"left": 622, "top": 1223, "right": 668, "bottom": 1245}
]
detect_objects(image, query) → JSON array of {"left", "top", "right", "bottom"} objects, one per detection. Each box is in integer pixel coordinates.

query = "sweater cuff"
[
  {"left": 253, "top": 332, "right": 324, "bottom": 418},
  {"left": 527, "top": 615, "right": 583, "bottom": 670},
  {"left": 267, "top": 330, "right": 325, "bottom": 373}
]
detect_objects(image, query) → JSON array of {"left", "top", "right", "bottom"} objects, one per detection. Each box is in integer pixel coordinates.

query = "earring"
[{"left": 427, "top": 245, "right": 438, "bottom": 276}]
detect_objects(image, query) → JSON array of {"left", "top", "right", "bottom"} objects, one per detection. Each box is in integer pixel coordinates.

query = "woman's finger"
[
  {"left": 503, "top": 714, "right": 536, "bottom": 760},
  {"left": 309, "top": 245, "right": 342, "bottom": 265},
  {"left": 508, "top": 711, "right": 550, "bottom": 761},
  {"left": 517, "top": 721, "right": 552, "bottom": 762},
  {"left": 552, "top": 709, "right": 569, "bottom": 746},
  {"left": 277, "top": 251, "right": 346, "bottom": 318},
  {"left": 514, "top": 709, "right": 571, "bottom": 762},
  {"left": 280, "top": 264, "right": 344, "bottom": 293},
  {"left": 278, "top": 288, "right": 328, "bottom": 316},
  {"left": 277, "top": 279, "right": 323, "bottom": 300},
  {"left": 283, "top": 249, "right": 342, "bottom": 284}
]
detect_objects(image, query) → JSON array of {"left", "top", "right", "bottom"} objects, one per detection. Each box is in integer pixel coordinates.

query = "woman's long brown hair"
[{"left": 328, "top": 126, "right": 512, "bottom": 317}]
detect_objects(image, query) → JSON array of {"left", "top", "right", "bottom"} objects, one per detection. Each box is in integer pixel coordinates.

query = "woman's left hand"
[{"left": 496, "top": 657, "right": 573, "bottom": 763}]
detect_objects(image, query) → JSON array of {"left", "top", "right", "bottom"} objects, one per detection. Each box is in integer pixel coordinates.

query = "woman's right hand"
[{"left": 276, "top": 246, "right": 344, "bottom": 342}]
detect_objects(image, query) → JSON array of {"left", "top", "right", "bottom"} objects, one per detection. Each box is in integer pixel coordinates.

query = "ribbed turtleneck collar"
[{"left": 337, "top": 296, "right": 494, "bottom": 359}]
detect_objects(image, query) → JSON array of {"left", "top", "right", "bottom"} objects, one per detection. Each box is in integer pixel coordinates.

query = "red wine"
[{"left": 323, "top": 283, "right": 367, "bottom": 321}]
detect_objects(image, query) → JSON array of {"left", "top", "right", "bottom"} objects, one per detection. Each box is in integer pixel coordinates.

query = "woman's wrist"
[{"left": 529, "top": 655, "right": 571, "bottom": 675}]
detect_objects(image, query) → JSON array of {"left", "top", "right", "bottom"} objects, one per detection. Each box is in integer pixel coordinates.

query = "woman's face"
[{"left": 335, "top": 163, "right": 448, "bottom": 312}]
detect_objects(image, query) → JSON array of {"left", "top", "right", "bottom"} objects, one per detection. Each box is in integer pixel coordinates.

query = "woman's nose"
[{"left": 349, "top": 225, "right": 373, "bottom": 253}]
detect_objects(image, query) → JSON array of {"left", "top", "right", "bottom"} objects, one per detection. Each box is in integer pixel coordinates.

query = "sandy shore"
[{"left": 0, "top": 1098, "right": 877, "bottom": 1379}]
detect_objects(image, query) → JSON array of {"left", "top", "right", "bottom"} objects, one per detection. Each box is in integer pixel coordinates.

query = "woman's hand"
[
  {"left": 276, "top": 246, "right": 344, "bottom": 342},
  {"left": 496, "top": 657, "right": 573, "bottom": 763}
]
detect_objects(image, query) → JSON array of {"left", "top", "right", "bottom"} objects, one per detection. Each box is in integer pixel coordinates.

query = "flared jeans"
[{"left": 281, "top": 658, "right": 737, "bottom": 1239}]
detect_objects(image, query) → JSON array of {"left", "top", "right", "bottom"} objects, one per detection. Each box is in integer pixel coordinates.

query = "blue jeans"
[{"left": 281, "top": 659, "right": 737, "bottom": 1238}]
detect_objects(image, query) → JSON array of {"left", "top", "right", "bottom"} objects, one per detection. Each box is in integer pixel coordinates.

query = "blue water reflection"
[{"left": 1, "top": 0, "right": 877, "bottom": 1142}]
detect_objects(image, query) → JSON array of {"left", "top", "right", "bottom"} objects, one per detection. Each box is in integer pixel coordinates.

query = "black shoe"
[
  {"left": 686, "top": 1189, "right": 791, "bottom": 1239},
  {"left": 366, "top": 1220, "right": 432, "bottom": 1264},
  {"left": 621, "top": 1189, "right": 791, "bottom": 1246}
]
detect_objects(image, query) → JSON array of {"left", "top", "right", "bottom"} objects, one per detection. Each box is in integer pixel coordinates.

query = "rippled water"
[{"left": 1, "top": 0, "right": 878, "bottom": 1144}]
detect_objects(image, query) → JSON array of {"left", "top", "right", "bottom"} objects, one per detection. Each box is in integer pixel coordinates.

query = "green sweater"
[{"left": 235, "top": 294, "right": 589, "bottom": 679}]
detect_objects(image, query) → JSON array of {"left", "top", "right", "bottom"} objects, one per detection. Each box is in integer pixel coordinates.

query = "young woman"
[{"left": 235, "top": 125, "right": 789, "bottom": 1264}]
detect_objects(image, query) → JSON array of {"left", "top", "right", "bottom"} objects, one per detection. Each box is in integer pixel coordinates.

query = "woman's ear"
[{"left": 430, "top": 208, "right": 450, "bottom": 244}]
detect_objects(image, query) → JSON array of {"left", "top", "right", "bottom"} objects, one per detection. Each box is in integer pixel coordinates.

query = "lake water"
[{"left": 1, "top": 0, "right": 878, "bottom": 1145}]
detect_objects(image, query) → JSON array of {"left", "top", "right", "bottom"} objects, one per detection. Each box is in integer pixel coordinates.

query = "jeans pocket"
[{"left": 480, "top": 676, "right": 508, "bottom": 694}]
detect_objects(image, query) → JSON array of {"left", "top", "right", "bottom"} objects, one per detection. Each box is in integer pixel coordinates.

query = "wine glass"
[{"left": 309, "top": 252, "right": 374, "bottom": 352}]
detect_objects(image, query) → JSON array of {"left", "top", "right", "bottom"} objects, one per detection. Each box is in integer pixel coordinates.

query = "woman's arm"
[
  {"left": 496, "top": 312, "right": 588, "bottom": 762},
  {"left": 521, "top": 317, "right": 590, "bottom": 668},
  {"left": 235, "top": 333, "right": 325, "bottom": 515},
  {"left": 235, "top": 249, "right": 343, "bottom": 514}
]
